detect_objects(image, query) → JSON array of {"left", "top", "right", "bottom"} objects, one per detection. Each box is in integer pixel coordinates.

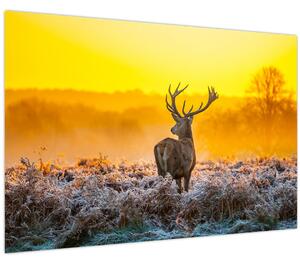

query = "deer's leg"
[
  {"left": 184, "top": 172, "right": 191, "bottom": 192},
  {"left": 154, "top": 145, "right": 164, "bottom": 176},
  {"left": 176, "top": 178, "right": 182, "bottom": 194},
  {"left": 162, "top": 147, "right": 169, "bottom": 174}
]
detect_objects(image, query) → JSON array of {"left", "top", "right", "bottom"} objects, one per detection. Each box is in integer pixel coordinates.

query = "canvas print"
[{"left": 5, "top": 11, "right": 297, "bottom": 253}]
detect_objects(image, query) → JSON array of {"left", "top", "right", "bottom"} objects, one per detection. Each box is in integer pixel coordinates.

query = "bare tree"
[
  {"left": 248, "top": 66, "right": 286, "bottom": 119},
  {"left": 246, "top": 66, "right": 291, "bottom": 154}
]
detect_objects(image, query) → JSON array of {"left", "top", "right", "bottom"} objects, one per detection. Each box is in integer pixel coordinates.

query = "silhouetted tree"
[
  {"left": 247, "top": 66, "right": 286, "bottom": 119},
  {"left": 246, "top": 66, "right": 292, "bottom": 155}
]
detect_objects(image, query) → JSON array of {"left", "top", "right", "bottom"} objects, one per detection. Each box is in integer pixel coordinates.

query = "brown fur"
[{"left": 154, "top": 119, "right": 196, "bottom": 193}]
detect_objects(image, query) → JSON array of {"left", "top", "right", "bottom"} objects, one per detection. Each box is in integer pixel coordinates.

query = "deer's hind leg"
[
  {"left": 154, "top": 145, "right": 164, "bottom": 176},
  {"left": 176, "top": 178, "right": 182, "bottom": 194},
  {"left": 183, "top": 171, "right": 191, "bottom": 192}
]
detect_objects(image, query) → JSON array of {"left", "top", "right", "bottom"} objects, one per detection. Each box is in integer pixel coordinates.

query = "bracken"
[{"left": 5, "top": 156, "right": 297, "bottom": 252}]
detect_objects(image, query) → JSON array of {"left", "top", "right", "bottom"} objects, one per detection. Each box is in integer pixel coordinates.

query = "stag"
[{"left": 154, "top": 83, "right": 218, "bottom": 193}]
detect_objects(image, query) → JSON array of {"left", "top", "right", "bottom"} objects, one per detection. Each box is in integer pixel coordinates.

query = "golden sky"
[{"left": 5, "top": 11, "right": 297, "bottom": 96}]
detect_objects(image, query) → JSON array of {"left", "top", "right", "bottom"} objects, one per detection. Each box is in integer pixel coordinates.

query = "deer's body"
[
  {"left": 154, "top": 83, "right": 218, "bottom": 193},
  {"left": 154, "top": 137, "right": 195, "bottom": 191}
]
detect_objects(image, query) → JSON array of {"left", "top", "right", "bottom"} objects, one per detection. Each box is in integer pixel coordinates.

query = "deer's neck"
[{"left": 178, "top": 125, "right": 194, "bottom": 142}]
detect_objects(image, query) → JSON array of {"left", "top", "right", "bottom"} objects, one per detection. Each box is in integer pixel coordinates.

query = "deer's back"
[
  {"left": 155, "top": 137, "right": 195, "bottom": 177},
  {"left": 156, "top": 137, "right": 194, "bottom": 154},
  {"left": 155, "top": 137, "right": 181, "bottom": 155}
]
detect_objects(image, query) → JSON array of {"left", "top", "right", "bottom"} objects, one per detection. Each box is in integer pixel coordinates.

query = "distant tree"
[
  {"left": 246, "top": 66, "right": 293, "bottom": 155},
  {"left": 247, "top": 66, "right": 287, "bottom": 120}
]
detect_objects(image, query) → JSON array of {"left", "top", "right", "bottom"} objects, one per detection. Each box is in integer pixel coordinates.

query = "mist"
[{"left": 5, "top": 89, "right": 297, "bottom": 167}]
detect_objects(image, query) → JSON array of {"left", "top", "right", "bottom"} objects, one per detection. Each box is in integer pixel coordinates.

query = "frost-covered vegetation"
[{"left": 5, "top": 156, "right": 297, "bottom": 252}]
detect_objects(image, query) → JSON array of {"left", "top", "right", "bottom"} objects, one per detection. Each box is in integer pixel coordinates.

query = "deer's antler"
[
  {"left": 165, "top": 82, "right": 189, "bottom": 118},
  {"left": 166, "top": 84, "right": 218, "bottom": 118},
  {"left": 183, "top": 86, "right": 218, "bottom": 118}
]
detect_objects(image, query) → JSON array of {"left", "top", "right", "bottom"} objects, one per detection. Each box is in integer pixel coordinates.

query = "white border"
[{"left": 0, "top": 1, "right": 299, "bottom": 263}]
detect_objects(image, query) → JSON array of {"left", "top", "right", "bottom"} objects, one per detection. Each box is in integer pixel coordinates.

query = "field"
[{"left": 5, "top": 156, "right": 297, "bottom": 252}]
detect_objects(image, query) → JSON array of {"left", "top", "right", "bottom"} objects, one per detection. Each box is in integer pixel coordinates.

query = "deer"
[{"left": 154, "top": 83, "right": 218, "bottom": 193}]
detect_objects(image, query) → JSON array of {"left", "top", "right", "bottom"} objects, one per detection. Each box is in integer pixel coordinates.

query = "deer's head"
[{"left": 166, "top": 83, "right": 218, "bottom": 139}]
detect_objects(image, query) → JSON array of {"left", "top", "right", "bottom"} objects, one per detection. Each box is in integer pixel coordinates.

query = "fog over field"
[{"left": 5, "top": 89, "right": 296, "bottom": 167}]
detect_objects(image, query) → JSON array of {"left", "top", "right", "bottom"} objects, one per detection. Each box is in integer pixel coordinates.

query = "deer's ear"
[
  {"left": 171, "top": 113, "right": 180, "bottom": 122},
  {"left": 188, "top": 116, "right": 194, "bottom": 124}
]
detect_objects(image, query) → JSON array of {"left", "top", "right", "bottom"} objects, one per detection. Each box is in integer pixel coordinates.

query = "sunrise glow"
[{"left": 5, "top": 11, "right": 297, "bottom": 96}]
